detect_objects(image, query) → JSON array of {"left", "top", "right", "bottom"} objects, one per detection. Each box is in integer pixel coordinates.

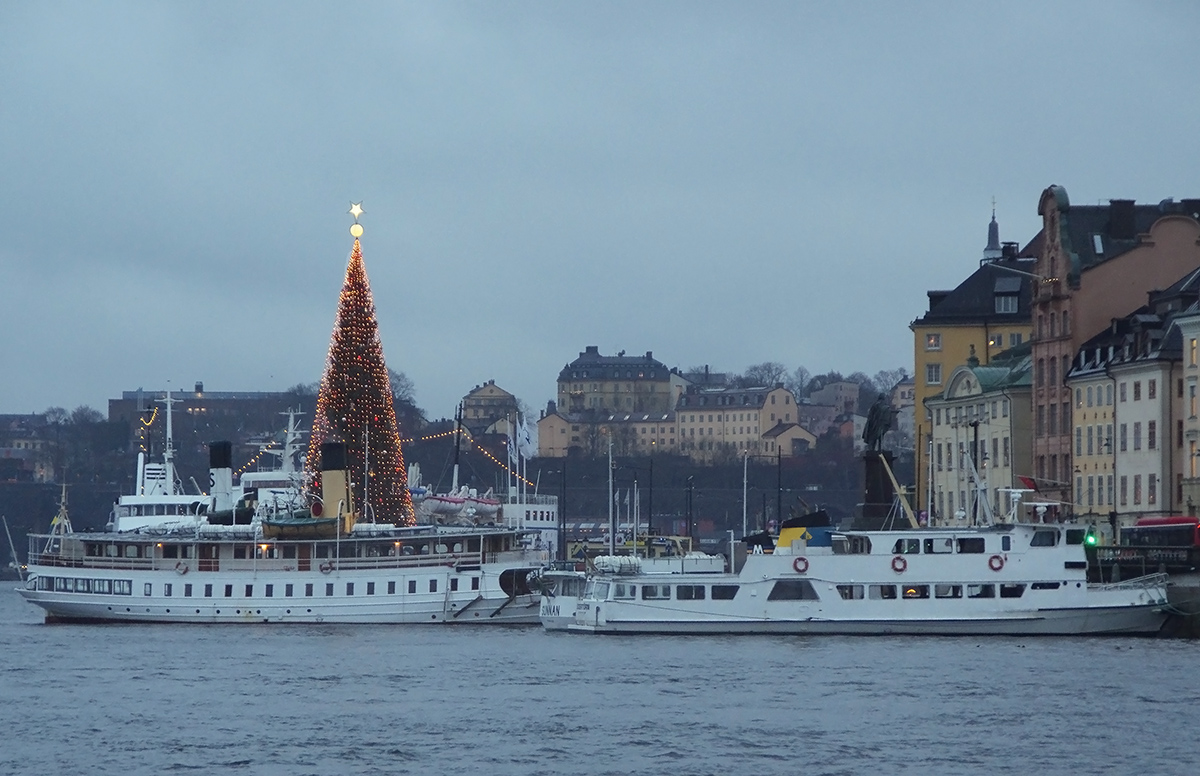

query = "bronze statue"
[{"left": 862, "top": 395, "right": 894, "bottom": 452}]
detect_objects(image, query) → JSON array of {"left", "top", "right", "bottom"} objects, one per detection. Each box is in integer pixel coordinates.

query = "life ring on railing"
[
  {"left": 174, "top": 562, "right": 188, "bottom": 575},
  {"left": 891, "top": 555, "right": 907, "bottom": 573},
  {"left": 988, "top": 554, "right": 1005, "bottom": 572},
  {"left": 319, "top": 561, "right": 334, "bottom": 574},
  {"left": 792, "top": 556, "right": 809, "bottom": 574}
]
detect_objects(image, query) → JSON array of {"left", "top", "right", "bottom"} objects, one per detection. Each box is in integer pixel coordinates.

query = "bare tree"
[
  {"left": 786, "top": 366, "right": 811, "bottom": 399},
  {"left": 872, "top": 368, "right": 909, "bottom": 395},
  {"left": 739, "top": 361, "right": 788, "bottom": 388}
]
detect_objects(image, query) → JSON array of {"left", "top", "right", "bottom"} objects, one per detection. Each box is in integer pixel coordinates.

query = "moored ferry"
[
  {"left": 17, "top": 398, "right": 551, "bottom": 625},
  {"left": 569, "top": 519, "right": 1169, "bottom": 636}
]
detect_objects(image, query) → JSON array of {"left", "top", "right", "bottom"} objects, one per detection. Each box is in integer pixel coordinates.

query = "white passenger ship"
[
  {"left": 569, "top": 520, "right": 1169, "bottom": 636},
  {"left": 18, "top": 397, "right": 551, "bottom": 625}
]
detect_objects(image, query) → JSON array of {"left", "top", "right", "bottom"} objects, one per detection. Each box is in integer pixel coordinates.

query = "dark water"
[{"left": 1, "top": 586, "right": 1195, "bottom": 776}]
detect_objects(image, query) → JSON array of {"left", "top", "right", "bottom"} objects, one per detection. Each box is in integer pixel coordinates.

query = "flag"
[
  {"left": 507, "top": 423, "right": 518, "bottom": 466},
  {"left": 517, "top": 414, "right": 536, "bottom": 459},
  {"left": 1017, "top": 475, "right": 1038, "bottom": 492}
]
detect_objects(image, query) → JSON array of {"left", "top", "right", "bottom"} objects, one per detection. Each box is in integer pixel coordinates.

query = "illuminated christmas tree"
[{"left": 306, "top": 204, "right": 414, "bottom": 525}]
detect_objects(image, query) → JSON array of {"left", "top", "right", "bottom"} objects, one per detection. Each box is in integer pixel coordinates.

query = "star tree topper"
[{"left": 349, "top": 202, "right": 364, "bottom": 237}]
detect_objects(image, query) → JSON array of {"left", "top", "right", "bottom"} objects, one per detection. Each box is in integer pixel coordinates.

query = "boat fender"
[
  {"left": 174, "top": 562, "right": 188, "bottom": 575},
  {"left": 792, "top": 556, "right": 809, "bottom": 574},
  {"left": 988, "top": 554, "right": 1005, "bottom": 572},
  {"left": 891, "top": 555, "right": 907, "bottom": 573},
  {"left": 319, "top": 561, "right": 334, "bottom": 574}
]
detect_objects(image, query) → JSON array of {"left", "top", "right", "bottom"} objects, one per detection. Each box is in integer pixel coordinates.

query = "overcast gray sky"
[{"left": 3, "top": 2, "right": 1199, "bottom": 421}]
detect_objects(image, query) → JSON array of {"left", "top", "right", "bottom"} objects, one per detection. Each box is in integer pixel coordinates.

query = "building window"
[
  {"left": 1120, "top": 475, "right": 1127, "bottom": 506},
  {"left": 1149, "top": 379, "right": 1157, "bottom": 400},
  {"left": 1119, "top": 424, "right": 1127, "bottom": 452},
  {"left": 1148, "top": 420, "right": 1157, "bottom": 450},
  {"left": 1133, "top": 422, "right": 1142, "bottom": 451},
  {"left": 926, "top": 333, "right": 942, "bottom": 351},
  {"left": 926, "top": 363, "right": 942, "bottom": 385},
  {"left": 995, "top": 295, "right": 1018, "bottom": 314},
  {"left": 1133, "top": 475, "right": 1142, "bottom": 505},
  {"left": 1010, "top": 333, "right": 1023, "bottom": 347},
  {"left": 1133, "top": 381, "right": 1142, "bottom": 401},
  {"left": 1120, "top": 382, "right": 1127, "bottom": 402},
  {"left": 1075, "top": 426, "right": 1082, "bottom": 456},
  {"left": 1106, "top": 384, "right": 1113, "bottom": 405},
  {"left": 1086, "top": 386, "right": 1094, "bottom": 407},
  {"left": 1037, "top": 359, "right": 1045, "bottom": 387},
  {"left": 1148, "top": 474, "right": 1157, "bottom": 505}
]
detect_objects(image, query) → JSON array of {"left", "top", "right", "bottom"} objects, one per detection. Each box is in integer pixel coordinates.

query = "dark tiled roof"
[
  {"left": 912, "top": 257, "right": 1037, "bottom": 325},
  {"left": 557, "top": 346, "right": 671, "bottom": 382}
]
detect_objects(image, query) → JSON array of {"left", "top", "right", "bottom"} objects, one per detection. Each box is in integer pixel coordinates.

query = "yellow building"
[
  {"left": 677, "top": 385, "right": 804, "bottom": 462},
  {"left": 910, "top": 219, "right": 1036, "bottom": 514}
]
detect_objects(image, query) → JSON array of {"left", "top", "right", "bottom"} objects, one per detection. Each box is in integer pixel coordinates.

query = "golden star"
[{"left": 349, "top": 202, "right": 364, "bottom": 220}]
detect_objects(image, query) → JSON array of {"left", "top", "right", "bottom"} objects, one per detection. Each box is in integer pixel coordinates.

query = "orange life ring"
[
  {"left": 891, "top": 555, "right": 907, "bottom": 573},
  {"left": 174, "top": 561, "right": 188, "bottom": 575},
  {"left": 988, "top": 554, "right": 1005, "bottom": 572},
  {"left": 792, "top": 556, "right": 809, "bottom": 574},
  {"left": 319, "top": 561, "right": 334, "bottom": 574}
]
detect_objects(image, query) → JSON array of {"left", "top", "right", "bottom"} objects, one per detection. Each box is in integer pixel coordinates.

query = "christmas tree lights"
[{"left": 305, "top": 207, "right": 414, "bottom": 525}]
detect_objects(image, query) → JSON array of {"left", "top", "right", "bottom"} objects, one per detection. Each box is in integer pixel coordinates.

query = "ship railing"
[{"left": 1089, "top": 572, "right": 1168, "bottom": 592}]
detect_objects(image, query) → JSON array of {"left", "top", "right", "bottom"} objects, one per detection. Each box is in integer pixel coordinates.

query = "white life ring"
[
  {"left": 174, "top": 562, "right": 188, "bottom": 575},
  {"left": 319, "top": 561, "right": 334, "bottom": 574},
  {"left": 891, "top": 555, "right": 907, "bottom": 573},
  {"left": 792, "top": 556, "right": 809, "bottom": 574},
  {"left": 988, "top": 554, "right": 1005, "bottom": 572}
]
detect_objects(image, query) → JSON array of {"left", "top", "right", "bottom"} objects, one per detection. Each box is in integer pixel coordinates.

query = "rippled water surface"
[{"left": 1, "top": 586, "right": 1196, "bottom": 775}]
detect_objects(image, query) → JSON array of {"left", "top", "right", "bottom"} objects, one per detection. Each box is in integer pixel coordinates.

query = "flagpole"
[{"left": 607, "top": 440, "right": 614, "bottom": 556}]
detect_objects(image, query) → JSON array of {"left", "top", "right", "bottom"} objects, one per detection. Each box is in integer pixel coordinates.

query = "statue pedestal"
[{"left": 858, "top": 450, "right": 896, "bottom": 530}]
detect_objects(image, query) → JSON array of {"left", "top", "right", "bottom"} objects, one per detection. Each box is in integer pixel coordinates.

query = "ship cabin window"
[
  {"left": 613, "top": 583, "right": 636, "bottom": 600},
  {"left": 315, "top": 545, "right": 330, "bottom": 558},
  {"left": 105, "top": 544, "right": 118, "bottom": 557},
  {"left": 676, "top": 585, "right": 706, "bottom": 600},
  {"left": 326, "top": 583, "right": 334, "bottom": 596},
  {"left": 144, "top": 583, "right": 152, "bottom": 596},
  {"left": 847, "top": 536, "right": 871, "bottom": 554},
  {"left": 233, "top": 545, "right": 249, "bottom": 559},
  {"left": 999, "top": 584, "right": 1026, "bottom": 598},
  {"left": 966, "top": 584, "right": 995, "bottom": 598},
  {"left": 115, "top": 580, "right": 132, "bottom": 595},
  {"left": 387, "top": 581, "right": 396, "bottom": 594},
  {"left": 282, "top": 546, "right": 297, "bottom": 559},
  {"left": 408, "top": 580, "right": 416, "bottom": 594},
  {"left": 934, "top": 584, "right": 962, "bottom": 599},
  {"left": 923, "top": 538, "right": 953, "bottom": 554},
  {"left": 471, "top": 577, "right": 480, "bottom": 591},
  {"left": 264, "top": 584, "right": 273, "bottom": 597},
  {"left": 837, "top": 584, "right": 865, "bottom": 600},
  {"left": 346, "top": 583, "right": 354, "bottom": 596},
  {"left": 1030, "top": 582, "right": 1061, "bottom": 590},
  {"left": 641, "top": 584, "right": 671, "bottom": 600},
  {"left": 205, "top": 584, "right": 213, "bottom": 597},
  {"left": 1065, "top": 529, "right": 1089, "bottom": 545},
  {"left": 868, "top": 584, "right": 897, "bottom": 600},
  {"left": 956, "top": 538, "right": 985, "bottom": 554},
  {"left": 124, "top": 545, "right": 141, "bottom": 558},
  {"left": 901, "top": 584, "right": 929, "bottom": 599},
  {"left": 85, "top": 543, "right": 101, "bottom": 557},
  {"left": 892, "top": 538, "right": 920, "bottom": 555},
  {"left": 411, "top": 581, "right": 419, "bottom": 594},
  {"left": 429, "top": 580, "right": 437, "bottom": 593},
  {"left": 163, "top": 545, "right": 179, "bottom": 559},
  {"left": 285, "top": 584, "right": 293, "bottom": 597},
  {"left": 245, "top": 584, "right": 253, "bottom": 597},
  {"left": 183, "top": 584, "right": 192, "bottom": 597},
  {"left": 768, "top": 580, "right": 819, "bottom": 601},
  {"left": 1030, "top": 530, "right": 1059, "bottom": 547},
  {"left": 224, "top": 584, "right": 233, "bottom": 597},
  {"left": 587, "top": 581, "right": 611, "bottom": 601}
]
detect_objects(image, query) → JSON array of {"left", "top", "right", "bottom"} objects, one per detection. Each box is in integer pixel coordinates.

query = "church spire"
[{"left": 983, "top": 199, "right": 1002, "bottom": 261}]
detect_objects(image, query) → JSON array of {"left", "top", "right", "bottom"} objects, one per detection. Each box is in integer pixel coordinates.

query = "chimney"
[
  {"left": 208, "top": 441, "right": 234, "bottom": 511},
  {"left": 584, "top": 345, "right": 599, "bottom": 356},
  {"left": 1001, "top": 242, "right": 1019, "bottom": 258},
  {"left": 195, "top": 381, "right": 204, "bottom": 394},
  {"left": 1108, "top": 199, "right": 1136, "bottom": 240},
  {"left": 645, "top": 351, "right": 652, "bottom": 359},
  {"left": 319, "top": 441, "right": 353, "bottom": 526}
]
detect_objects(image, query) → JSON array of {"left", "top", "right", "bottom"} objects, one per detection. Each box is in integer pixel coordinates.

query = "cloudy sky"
[{"left": 3, "top": 2, "right": 1199, "bottom": 421}]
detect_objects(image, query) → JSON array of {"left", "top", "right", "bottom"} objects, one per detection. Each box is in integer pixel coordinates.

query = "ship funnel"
[
  {"left": 320, "top": 441, "right": 355, "bottom": 532},
  {"left": 209, "top": 441, "right": 234, "bottom": 511}
]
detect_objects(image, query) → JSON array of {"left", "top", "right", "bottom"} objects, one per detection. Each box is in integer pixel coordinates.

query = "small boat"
[{"left": 260, "top": 515, "right": 340, "bottom": 539}]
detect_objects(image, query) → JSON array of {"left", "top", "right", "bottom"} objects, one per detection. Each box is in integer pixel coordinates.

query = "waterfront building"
[
  {"left": 676, "top": 384, "right": 803, "bottom": 462},
  {"left": 911, "top": 212, "right": 1037, "bottom": 512},
  {"left": 1029, "top": 188, "right": 1200, "bottom": 516},
  {"left": 1176, "top": 310, "right": 1200, "bottom": 514},
  {"left": 536, "top": 403, "right": 678, "bottom": 458},
  {"left": 1067, "top": 271, "right": 1200, "bottom": 530},
  {"left": 924, "top": 345, "right": 1031, "bottom": 525}
]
